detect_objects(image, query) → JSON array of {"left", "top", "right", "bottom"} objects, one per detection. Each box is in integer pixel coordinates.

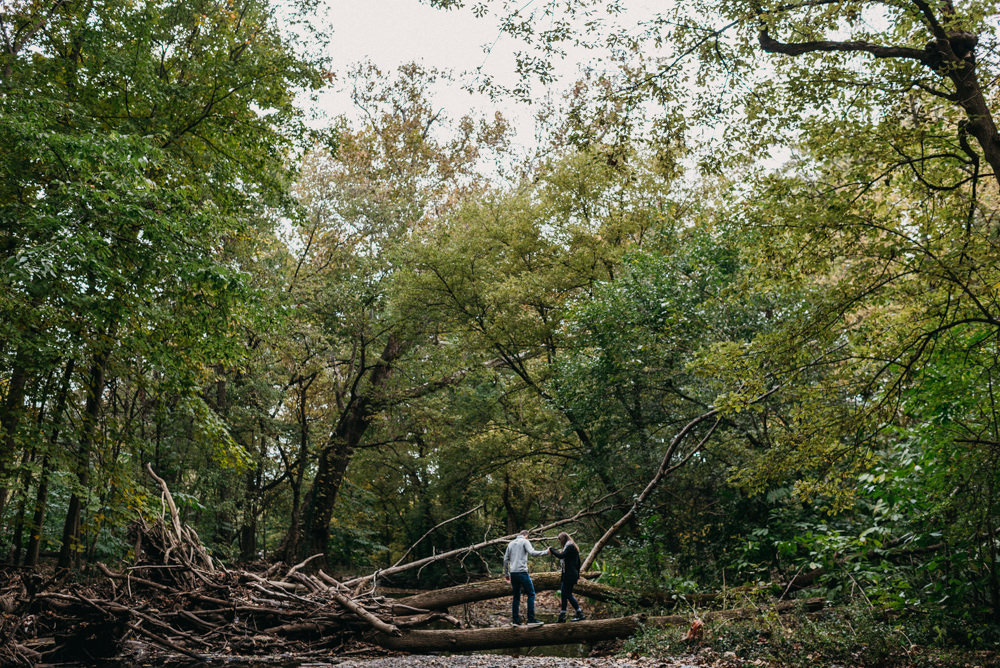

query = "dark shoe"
[
  {"left": 526, "top": 618, "right": 543, "bottom": 626},
  {"left": 556, "top": 612, "right": 567, "bottom": 623},
  {"left": 512, "top": 618, "right": 521, "bottom": 626},
  {"left": 571, "top": 612, "right": 586, "bottom": 621}
]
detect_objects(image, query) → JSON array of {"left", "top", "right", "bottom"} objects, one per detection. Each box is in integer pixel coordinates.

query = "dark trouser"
[
  {"left": 510, "top": 571, "right": 535, "bottom": 622},
  {"left": 561, "top": 573, "right": 580, "bottom": 612}
]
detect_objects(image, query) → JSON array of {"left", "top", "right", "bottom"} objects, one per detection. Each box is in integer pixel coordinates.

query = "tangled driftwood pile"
[
  {"left": 0, "top": 466, "right": 470, "bottom": 665},
  {"left": 1, "top": 550, "right": 433, "bottom": 664}
]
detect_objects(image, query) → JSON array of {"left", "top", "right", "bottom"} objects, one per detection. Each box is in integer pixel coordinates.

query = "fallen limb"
[
  {"left": 326, "top": 578, "right": 401, "bottom": 637},
  {"left": 145, "top": 463, "right": 184, "bottom": 545},
  {"left": 581, "top": 377, "right": 792, "bottom": 572},
  {"left": 242, "top": 571, "right": 304, "bottom": 592},
  {"left": 374, "top": 597, "right": 825, "bottom": 652},
  {"left": 391, "top": 503, "right": 484, "bottom": 569},
  {"left": 126, "top": 622, "right": 207, "bottom": 662},
  {"left": 393, "top": 612, "right": 463, "bottom": 628},
  {"left": 263, "top": 620, "right": 333, "bottom": 635},
  {"left": 97, "top": 562, "right": 175, "bottom": 593},
  {"left": 284, "top": 553, "right": 325, "bottom": 581}
]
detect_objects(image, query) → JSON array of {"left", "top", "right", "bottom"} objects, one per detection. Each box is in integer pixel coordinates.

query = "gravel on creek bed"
[{"left": 323, "top": 655, "right": 703, "bottom": 667}]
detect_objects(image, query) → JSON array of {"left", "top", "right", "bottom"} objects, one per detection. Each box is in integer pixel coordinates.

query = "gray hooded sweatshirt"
[{"left": 503, "top": 535, "right": 549, "bottom": 576}]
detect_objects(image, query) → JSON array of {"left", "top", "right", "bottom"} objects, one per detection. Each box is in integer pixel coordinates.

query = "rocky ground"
[{"left": 326, "top": 655, "right": 702, "bottom": 667}]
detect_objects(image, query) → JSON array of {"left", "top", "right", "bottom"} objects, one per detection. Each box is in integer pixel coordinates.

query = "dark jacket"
[{"left": 550, "top": 541, "right": 581, "bottom": 580}]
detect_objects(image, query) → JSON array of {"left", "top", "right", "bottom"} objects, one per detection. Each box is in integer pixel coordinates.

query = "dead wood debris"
[
  {"left": 0, "top": 514, "right": 458, "bottom": 666},
  {"left": 0, "top": 469, "right": 453, "bottom": 666}
]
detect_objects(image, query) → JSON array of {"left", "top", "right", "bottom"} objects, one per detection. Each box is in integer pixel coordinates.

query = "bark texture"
[{"left": 396, "top": 573, "right": 628, "bottom": 610}]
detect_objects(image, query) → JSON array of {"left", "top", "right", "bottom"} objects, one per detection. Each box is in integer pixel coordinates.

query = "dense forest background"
[{"left": 3, "top": 0, "right": 1000, "bottom": 648}]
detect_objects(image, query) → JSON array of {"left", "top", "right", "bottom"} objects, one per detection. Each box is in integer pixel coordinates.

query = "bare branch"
[
  {"left": 913, "top": 79, "right": 957, "bottom": 100},
  {"left": 391, "top": 503, "right": 485, "bottom": 569},
  {"left": 910, "top": 0, "right": 950, "bottom": 40},
  {"left": 581, "top": 414, "right": 722, "bottom": 571}
]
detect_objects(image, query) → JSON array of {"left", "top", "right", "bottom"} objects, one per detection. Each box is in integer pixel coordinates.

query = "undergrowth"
[{"left": 621, "top": 602, "right": 1000, "bottom": 667}]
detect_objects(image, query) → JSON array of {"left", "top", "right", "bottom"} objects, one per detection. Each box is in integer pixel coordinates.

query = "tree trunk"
[
  {"left": 26, "top": 454, "right": 52, "bottom": 569},
  {"left": 501, "top": 471, "right": 523, "bottom": 533},
  {"left": 299, "top": 433, "right": 355, "bottom": 559},
  {"left": 296, "top": 335, "right": 408, "bottom": 560},
  {"left": 9, "top": 371, "right": 59, "bottom": 565},
  {"left": 276, "top": 380, "right": 312, "bottom": 562},
  {"left": 27, "top": 359, "right": 73, "bottom": 568},
  {"left": 942, "top": 43, "right": 1000, "bottom": 187},
  {"left": 57, "top": 354, "right": 107, "bottom": 570},
  {"left": 0, "top": 359, "right": 30, "bottom": 520},
  {"left": 8, "top": 447, "right": 34, "bottom": 566},
  {"left": 239, "top": 433, "right": 262, "bottom": 562}
]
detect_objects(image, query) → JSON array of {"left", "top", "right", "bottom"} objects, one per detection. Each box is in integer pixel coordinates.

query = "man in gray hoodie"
[{"left": 503, "top": 529, "right": 549, "bottom": 625}]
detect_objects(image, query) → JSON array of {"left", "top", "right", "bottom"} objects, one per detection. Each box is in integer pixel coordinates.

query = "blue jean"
[{"left": 509, "top": 571, "right": 535, "bottom": 622}]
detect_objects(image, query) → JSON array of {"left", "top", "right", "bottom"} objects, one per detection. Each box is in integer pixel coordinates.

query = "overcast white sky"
[
  {"left": 310, "top": 0, "right": 664, "bottom": 143},
  {"left": 313, "top": 1, "right": 526, "bottom": 135},
  {"left": 325, "top": 1, "right": 515, "bottom": 76}
]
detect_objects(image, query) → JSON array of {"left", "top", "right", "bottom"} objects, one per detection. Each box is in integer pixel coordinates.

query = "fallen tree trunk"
[
  {"left": 394, "top": 573, "right": 733, "bottom": 611},
  {"left": 376, "top": 615, "right": 645, "bottom": 652},
  {"left": 396, "top": 572, "right": 631, "bottom": 610},
  {"left": 375, "top": 597, "right": 825, "bottom": 652}
]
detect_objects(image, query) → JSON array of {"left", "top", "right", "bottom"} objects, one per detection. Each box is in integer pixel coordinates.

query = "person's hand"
[
  {"left": 548, "top": 547, "right": 554, "bottom": 554},
  {"left": 505, "top": 576, "right": 510, "bottom": 583}
]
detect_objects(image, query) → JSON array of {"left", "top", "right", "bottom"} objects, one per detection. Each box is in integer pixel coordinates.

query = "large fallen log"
[
  {"left": 396, "top": 572, "right": 633, "bottom": 610},
  {"left": 374, "top": 597, "right": 825, "bottom": 652},
  {"left": 376, "top": 615, "right": 644, "bottom": 652},
  {"left": 394, "top": 573, "right": 731, "bottom": 611}
]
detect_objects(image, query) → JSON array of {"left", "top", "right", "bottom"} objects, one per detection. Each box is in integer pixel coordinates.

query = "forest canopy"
[{"left": 2, "top": 0, "right": 1000, "bottom": 654}]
